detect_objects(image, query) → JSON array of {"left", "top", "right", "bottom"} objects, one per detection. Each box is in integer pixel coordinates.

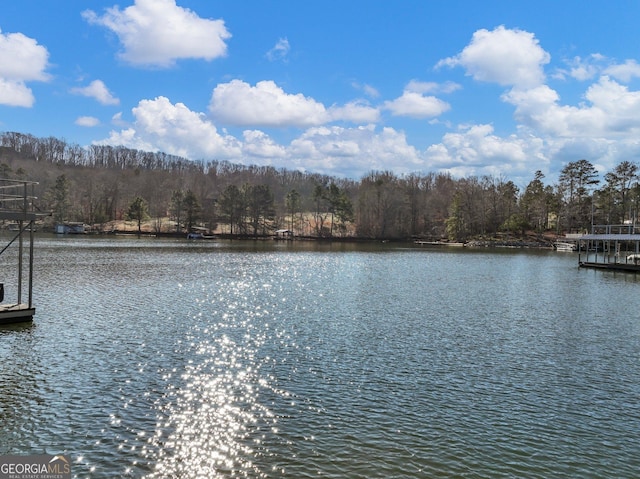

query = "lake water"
[{"left": 1, "top": 236, "right": 639, "bottom": 478}]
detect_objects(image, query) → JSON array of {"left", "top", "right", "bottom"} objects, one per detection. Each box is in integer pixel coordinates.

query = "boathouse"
[
  {"left": 54, "top": 222, "right": 86, "bottom": 234},
  {"left": 0, "top": 179, "right": 39, "bottom": 323},
  {"left": 577, "top": 224, "right": 640, "bottom": 272}
]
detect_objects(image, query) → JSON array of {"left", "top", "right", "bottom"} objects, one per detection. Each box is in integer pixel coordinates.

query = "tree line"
[{"left": 1, "top": 131, "right": 639, "bottom": 241}]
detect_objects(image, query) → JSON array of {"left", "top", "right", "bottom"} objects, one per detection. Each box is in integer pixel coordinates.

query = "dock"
[
  {"left": 0, "top": 303, "right": 35, "bottom": 323},
  {"left": 414, "top": 240, "right": 465, "bottom": 247},
  {"left": 577, "top": 224, "right": 640, "bottom": 272},
  {"left": 0, "top": 179, "right": 39, "bottom": 324}
]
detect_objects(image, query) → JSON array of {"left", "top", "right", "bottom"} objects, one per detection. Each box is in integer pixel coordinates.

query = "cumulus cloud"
[
  {"left": 209, "top": 80, "right": 381, "bottom": 127},
  {"left": 437, "top": 25, "right": 550, "bottom": 89},
  {"left": 384, "top": 82, "right": 451, "bottom": 119},
  {"left": 504, "top": 76, "right": 640, "bottom": 138},
  {"left": 75, "top": 116, "right": 101, "bottom": 127},
  {"left": 0, "top": 29, "right": 50, "bottom": 107},
  {"left": 209, "top": 80, "right": 329, "bottom": 127},
  {"left": 289, "top": 125, "right": 423, "bottom": 176},
  {"left": 82, "top": 0, "right": 231, "bottom": 67},
  {"left": 428, "top": 24, "right": 640, "bottom": 179},
  {"left": 101, "top": 127, "right": 156, "bottom": 152},
  {"left": 70, "top": 80, "right": 120, "bottom": 105},
  {"left": 99, "top": 95, "right": 426, "bottom": 177},
  {"left": 242, "top": 130, "right": 286, "bottom": 158},
  {"left": 266, "top": 38, "right": 290, "bottom": 62},
  {"left": 102, "top": 96, "right": 241, "bottom": 158},
  {"left": 0, "top": 79, "right": 37, "bottom": 108},
  {"left": 425, "top": 123, "right": 546, "bottom": 179},
  {"left": 384, "top": 92, "right": 450, "bottom": 118},
  {"left": 90, "top": 20, "right": 640, "bottom": 181}
]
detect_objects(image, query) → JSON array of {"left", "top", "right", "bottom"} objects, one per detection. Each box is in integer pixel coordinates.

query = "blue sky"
[{"left": 2, "top": 1, "right": 640, "bottom": 186}]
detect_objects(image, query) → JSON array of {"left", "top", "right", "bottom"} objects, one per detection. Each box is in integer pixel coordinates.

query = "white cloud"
[
  {"left": 504, "top": 76, "right": 640, "bottom": 138},
  {"left": 92, "top": 26, "right": 640, "bottom": 183},
  {"left": 604, "top": 59, "right": 640, "bottom": 83},
  {"left": 428, "top": 26, "right": 640, "bottom": 178},
  {"left": 102, "top": 96, "right": 241, "bottom": 158},
  {"left": 75, "top": 116, "right": 101, "bottom": 127},
  {"left": 0, "top": 29, "right": 50, "bottom": 107},
  {"left": 100, "top": 96, "right": 425, "bottom": 178},
  {"left": 568, "top": 55, "right": 602, "bottom": 81},
  {"left": 0, "top": 78, "right": 36, "bottom": 108},
  {"left": 288, "top": 125, "right": 423, "bottom": 176},
  {"left": 425, "top": 123, "right": 546, "bottom": 180},
  {"left": 111, "top": 112, "right": 127, "bottom": 127},
  {"left": 405, "top": 80, "right": 461, "bottom": 94},
  {"left": 384, "top": 91, "right": 450, "bottom": 119},
  {"left": 351, "top": 81, "right": 380, "bottom": 98},
  {"left": 101, "top": 90, "right": 640, "bottom": 181},
  {"left": 70, "top": 80, "right": 120, "bottom": 105},
  {"left": 209, "top": 80, "right": 329, "bottom": 127},
  {"left": 502, "top": 85, "right": 562, "bottom": 132},
  {"left": 82, "top": 0, "right": 231, "bottom": 67},
  {"left": 242, "top": 130, "right": 286, "bottom": 159},
  {"left": 584, "top": 76, "right": 640, "bottom": 133},
  {"left": 210, "top": 80, "right": 381, "bottom": 127},
  {"left": 552, "top": 55, "right": 640, "bottom": 83},
  {"left": 266, "top": 38, "right": 290, "bottom": 62},
  {"left": 328, "top": 100, "right": 380, "bottom": 123},
  {"left": 553, "top": 54, "right": 607, "bottom": 82},
  {"left": 0, "top": 29, "right": 50, "bottom": 82},
  {"left": 102, "top": 127, "right": 156, "bottom": 152},
  {"left": 382, "top": 81, "right": 457, "bottom": 119},
  {"left": 438, "top": 25, "right": 550, "bottom": 89}
]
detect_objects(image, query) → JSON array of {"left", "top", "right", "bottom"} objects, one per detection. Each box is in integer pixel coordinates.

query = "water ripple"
[{"left": 1, "top": 240, "right": 640, "bottom": 477}]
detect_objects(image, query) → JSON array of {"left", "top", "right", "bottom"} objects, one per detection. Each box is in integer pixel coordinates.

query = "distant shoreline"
[{"left": 42, "top": 228, "right": 557, "bottom": 249}]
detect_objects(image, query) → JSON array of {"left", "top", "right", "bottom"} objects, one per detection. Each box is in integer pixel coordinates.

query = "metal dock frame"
[
  {"left": 577, "top": 224, "right": 640, "bottom": 272},
  {"left": 0, "top": 179, "right": 40, "bottom": 323}
]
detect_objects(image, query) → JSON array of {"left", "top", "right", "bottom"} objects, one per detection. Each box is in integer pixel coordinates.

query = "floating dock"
[
  {"left": 0, "top": 179, "right": 39, "bottom": 324},
  {"left": 577, "top": 224, "right": 640, "bottom": 273}
]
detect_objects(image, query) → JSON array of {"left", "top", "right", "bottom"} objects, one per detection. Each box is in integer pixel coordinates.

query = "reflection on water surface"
[{"left": 1, "top": 237, "right": 639, "bottom": 478}]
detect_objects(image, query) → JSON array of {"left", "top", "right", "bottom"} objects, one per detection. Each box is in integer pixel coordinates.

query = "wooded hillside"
[{"left": 1, "top": 131, "right": 639, "bottom": 241}]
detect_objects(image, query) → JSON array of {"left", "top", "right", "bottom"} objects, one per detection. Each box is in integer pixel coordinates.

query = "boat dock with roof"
[
  {"left": 577, "top": 224, "right": 640, "bottom": 272},
  {"left": 0, "top": 179, "right": 40, "bottom": 324}
]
